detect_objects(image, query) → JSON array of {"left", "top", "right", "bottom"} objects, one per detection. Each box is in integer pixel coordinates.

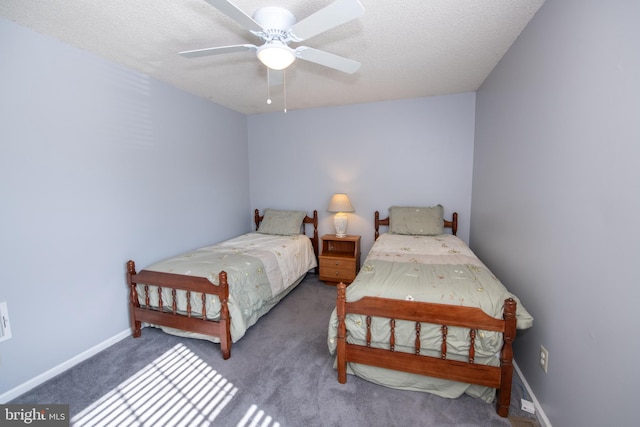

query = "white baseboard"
[
  {"left": 0, "top": 329, "right": 131, "bottom": 403},
  {"left": 513, "top": 361, "right": 552, "bottom": 427}
]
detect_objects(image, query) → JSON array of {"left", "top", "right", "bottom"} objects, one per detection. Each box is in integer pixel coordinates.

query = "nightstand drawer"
[
  {"left": 321, "top": 257, "right": 356, "bottom": 270},
  {"left": 319, "top": 266, "right": 356, "bottom": 282}
]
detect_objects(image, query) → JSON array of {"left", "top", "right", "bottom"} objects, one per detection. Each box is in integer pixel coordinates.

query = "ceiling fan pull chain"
[
  {"left": 283, "top": 69, "right": 287, "bottom": 113},
  {"left": 266, "top": 67, "right": 272, "bottom": 105}
]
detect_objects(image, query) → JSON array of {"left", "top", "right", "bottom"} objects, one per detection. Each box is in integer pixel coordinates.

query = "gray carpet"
[{"left": 11, "top": 274, "right": 538, "bottom": 426}]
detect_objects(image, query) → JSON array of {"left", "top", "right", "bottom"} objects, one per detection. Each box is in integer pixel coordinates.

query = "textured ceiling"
[{"left": 0, "top": 0, "right": 545, "bottom": 115}]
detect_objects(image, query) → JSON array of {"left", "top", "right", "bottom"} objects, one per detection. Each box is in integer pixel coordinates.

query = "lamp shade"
[{"left": 327, "top": 193, "right": 355, "bottom": 213}]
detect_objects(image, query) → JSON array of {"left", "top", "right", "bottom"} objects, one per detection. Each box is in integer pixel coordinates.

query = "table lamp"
[{"left": 327, "top": 193, "right": 355, "bottom": 238}]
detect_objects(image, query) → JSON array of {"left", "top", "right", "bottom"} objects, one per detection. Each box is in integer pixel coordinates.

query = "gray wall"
[
  {"left": 472, "top": 1, "right": 640, "bottom": 426},
  {"left": 248, "top": 94, "right": 476, "bottom": 259},
  {"left": 0, "top": 19, "right": 250, "bottom": 396}
]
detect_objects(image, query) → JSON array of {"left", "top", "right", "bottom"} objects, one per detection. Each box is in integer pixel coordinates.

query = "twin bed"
[
  {"left": 127, "top": 208, "right": 318, "bottom": 360},
  {"left": 327, "top": 205, "right": 533, "bottom": 417},
  {"left": 126, "top": 205, "right": 531, "bottom": 417}
]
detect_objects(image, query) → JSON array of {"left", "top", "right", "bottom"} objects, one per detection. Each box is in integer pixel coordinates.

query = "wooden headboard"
[{"left": 374, "top": 211, "right": 458, "bottom": 239}]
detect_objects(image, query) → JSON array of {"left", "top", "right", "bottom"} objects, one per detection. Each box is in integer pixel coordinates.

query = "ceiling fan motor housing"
[{"left": 253, "top": 7, "right": 296, "bottom": 39}]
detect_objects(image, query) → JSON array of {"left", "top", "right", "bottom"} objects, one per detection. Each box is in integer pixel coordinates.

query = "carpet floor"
[{"left": 11, "top": 274, "right": 539, "bottom": 427}]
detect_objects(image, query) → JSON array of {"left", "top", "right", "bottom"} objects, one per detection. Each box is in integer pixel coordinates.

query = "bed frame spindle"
[
  {"left": 171, "top": 289, "right": 177, "bottom": 314},
  {"left": 469, "top": 330, "right": 476, "bottom": 363},
  {"left": 144, "top": 285, "right": 150, "bottom": 308},
  {"left": 389, "top": 319, "right": 396, "bottom": 351},
  {"left": 415, "top": 323, "right": 421, "bottom": 355},
  {"left": 186, "top": 291, "right": 192, "bottom": 317},
  {"left": 157, "top": 287, "right": 163, "bottom": 311},
  {"left": 441, "top": 325, "right": 448, "bottom": 359}
]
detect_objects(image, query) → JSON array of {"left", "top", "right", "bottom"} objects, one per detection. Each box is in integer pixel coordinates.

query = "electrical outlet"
[
  {"left": 539, "top": 345, "right": 549, "bottom": 373},
  {"left": 0, "top": 302, "right": 12, "bottom": 342}
]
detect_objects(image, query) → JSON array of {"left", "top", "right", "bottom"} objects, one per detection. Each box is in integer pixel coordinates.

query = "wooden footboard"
[
  {"left": 335, "top": 283, "right": 517, "bottom": 417},
  {"left": 126, "top": 260, "right": 232, "bottom": 359}
]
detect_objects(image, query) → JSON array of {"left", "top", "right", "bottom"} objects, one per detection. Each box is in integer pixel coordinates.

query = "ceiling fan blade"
[
  {"left": 295, "top": 47, "right": 361, "bottom": 74},
  {"left": 179, "top": 44, "right": 257, "bottom": 58},
  {"left": 205, "top": 0, "right": 264, "bottom": 33},
  {"left": 268, "top": 68, "right": 284, "bottom": 86},
  {"left": 289, "top": 0, "right": 365, "bottom": 42}
]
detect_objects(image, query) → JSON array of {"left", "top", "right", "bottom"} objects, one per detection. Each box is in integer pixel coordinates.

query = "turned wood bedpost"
[
  {"left": 218, "top": 271, "right": 232, "bottom": 360},
  {"left": 254, "top": 209, "right": 262, "bottom": 230},
  {"left": 497, "top": 298, "right": 517, "bottom": 417},
  {"left": 451, "top": 212, "right": 458, "bottom": 236},
  {"left": 336, "top": 282, "right": 347, "bottom": 383},
  {"left": 126, "top": 260, "right": 142, "bottom": 338}
]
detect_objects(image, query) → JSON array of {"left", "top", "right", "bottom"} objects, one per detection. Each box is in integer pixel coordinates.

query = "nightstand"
[{"left": 319, "top": 234, "right": 361, "bottom": 285}]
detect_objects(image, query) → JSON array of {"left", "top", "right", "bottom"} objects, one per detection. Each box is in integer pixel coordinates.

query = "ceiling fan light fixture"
[{"left": 257, "top": 43, "right": 296, "bottom": 70}]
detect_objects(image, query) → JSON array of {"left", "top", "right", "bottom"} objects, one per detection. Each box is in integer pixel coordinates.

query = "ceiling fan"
[{"left": 179, "top": 0, "right": 365, "bottom": 80}]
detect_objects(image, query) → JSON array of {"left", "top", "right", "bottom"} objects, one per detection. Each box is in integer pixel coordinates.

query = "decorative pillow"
[
  {"left": 389, "top": 205, "right": 444, "bottom": 236},
  {"left": 257, "top": 209, "right": 307, "bottom": 236}
]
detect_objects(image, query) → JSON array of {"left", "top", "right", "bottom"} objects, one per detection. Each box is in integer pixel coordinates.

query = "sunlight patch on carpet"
[
  {"left": 71, "top": 343, "right": 237, "bottom": 426},
  {"left": 237, "top": 404, "right": 281, "bottom": 427}
]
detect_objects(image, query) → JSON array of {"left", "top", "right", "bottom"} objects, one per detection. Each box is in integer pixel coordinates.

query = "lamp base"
[{"left": 333, "top": 212, "right": 348, "bottom": 238}]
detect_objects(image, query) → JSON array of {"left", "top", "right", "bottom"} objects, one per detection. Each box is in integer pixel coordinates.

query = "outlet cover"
[
  {"left": 540, "top": 344, "right": 549, "bottom": 373},
  {"left": 0, "top": 302, "right": 12, "bottom": 342}
]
